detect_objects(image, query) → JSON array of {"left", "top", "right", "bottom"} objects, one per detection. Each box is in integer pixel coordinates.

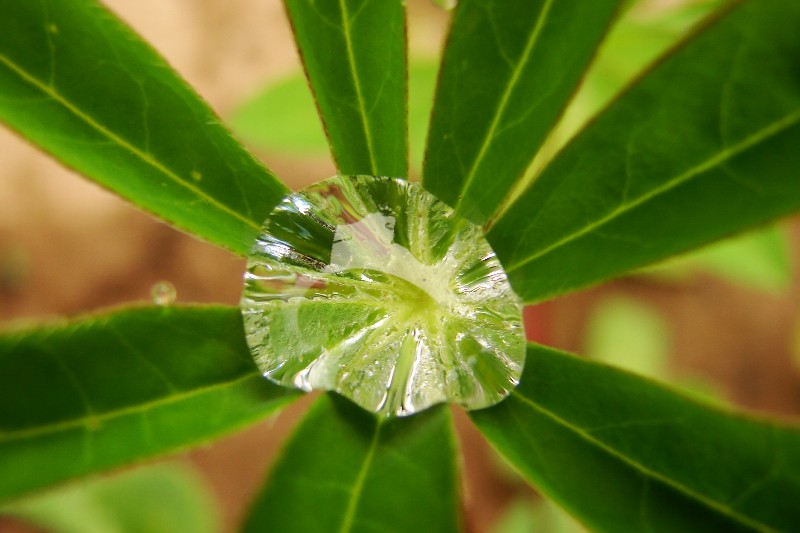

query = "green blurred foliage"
[
  {"left": 229, "top": 73, "right": 329, "bottom": 156},
  {"left": 1, "top": 462, "right": 219, "bottom": 533},
  {"left": 584, "top": 295, "right": 725, "bottom": 404},
  {"left": 492, "top": 497, "right": 585, "bottom": 533},
  {"left": 649, "top": 226, "right": 793, "bottom": 295},
  {"left": 584, "top": 296, "right": 670, "bottom": 378}
]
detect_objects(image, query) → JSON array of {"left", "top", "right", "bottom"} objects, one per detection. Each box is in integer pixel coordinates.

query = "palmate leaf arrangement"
[{"left": 1, "top": 0, "right": 799, "bottom": 531}]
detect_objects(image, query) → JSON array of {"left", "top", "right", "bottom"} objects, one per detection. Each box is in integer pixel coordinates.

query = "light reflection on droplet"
[
  {"left": 151, "top": 281, "right": 176, "bottom": 306},
  {"left": 241, "top": 175, "right": 525, "bottom": 417}
]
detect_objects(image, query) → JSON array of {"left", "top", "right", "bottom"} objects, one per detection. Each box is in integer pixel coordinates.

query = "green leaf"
[
  {"left": 0, "top": 0, "right": 287, "bottom": 256},
  {"left": 546, "top": 0, "right": 724, "bottom": 156},
  {"left": 243, "top": 395, "right": 461, "bottom": 533},
  {"left": 229, "top": 59, "right": 438, "bottom": 177},
  {"left": 284, "top": 0, "right": 407, "bottom": 177},
  {"left": 471, "top": 344, "right": 800, "bottom": 532},
  {"left": 423, "top": 0, "right": 623, "bottom": 224},
  {"left": 0, "top": 306, "right": 296, "bottom": 504},
  {"left": 489, "top": 0, "right": 800, "bottom": 303},
  {"left": 3, "top": 462, "right": 219, "bottom": 533}
]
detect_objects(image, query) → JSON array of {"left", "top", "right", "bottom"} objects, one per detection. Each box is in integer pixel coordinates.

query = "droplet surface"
[
  {"left": 151, "top": 281, "right": 176, "bottom": 306},
  {"left": 241, "top": 175, "right": 524, "bottom": 416}
]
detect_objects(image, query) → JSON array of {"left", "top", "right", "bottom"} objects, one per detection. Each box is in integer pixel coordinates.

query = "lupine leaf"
[
  {"left": 284, "top": 0, "right": 407, "bottom": 177},
  {"left": 472, "top": 344, "right": 800, "bottom": 532},
  {"left": 229, "top": 59, "right": 438, "bottom": 177},
  {"left": 0, "top": 0, "right": 288, "bottom": 256},
  {"left": 423, "top": 0, "right": 623, "bottom": 224},
  {"left": 0, "top": 306, "right": 296, "bottom": 504},
  {"left": 244, "top": 395, "right": 461, "bottom": 533},
  {"left": 489, "top": 0, "right": 800, "bottom": 303}
]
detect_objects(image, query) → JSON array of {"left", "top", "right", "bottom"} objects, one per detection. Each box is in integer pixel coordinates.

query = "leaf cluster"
[{"left": 0, "top": 0, "right": 799, "bottom": 531}]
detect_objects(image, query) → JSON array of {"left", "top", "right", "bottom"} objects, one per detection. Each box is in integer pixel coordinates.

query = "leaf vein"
[
  {"left": 0, "top": 373, "right": 262, "bottom": 444},
  {"left": 337, "top": 420, "right": 382, "bottom": 533},
  {"left": 453, "top": 0, "right": 556, "bottom": 214},
  {"left": 510, "top": 390, "right": 779, "bottom": 532},
  {"left": 337, "top": 0, "right": 378, "bottom": 175},
  {"left": 506, "top": 109, "right": 800, "bottom": 273},
  {"left": 0, "top": 54, "right": 259, "bottom": 231}
]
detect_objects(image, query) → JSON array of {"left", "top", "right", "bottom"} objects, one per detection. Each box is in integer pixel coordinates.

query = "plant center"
[{"left": 241, "top": 175, "right": 525, "bottom": 417}]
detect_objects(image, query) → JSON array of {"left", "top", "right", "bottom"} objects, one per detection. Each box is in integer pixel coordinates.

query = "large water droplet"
[{"left": 241, "top": 175, "right": 524, "bottom": 417}]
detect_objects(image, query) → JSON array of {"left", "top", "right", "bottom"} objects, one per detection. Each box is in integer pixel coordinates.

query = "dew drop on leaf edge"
[
  {"left": 240, "top": 175, "right": 525, "bottom": 417},
  {"left": 151, "top": 281, "right": 177, "bottom": 306}
]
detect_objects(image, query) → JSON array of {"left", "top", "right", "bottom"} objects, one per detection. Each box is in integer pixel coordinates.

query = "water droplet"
[
  {"left": 151, "top": 281, "right": 176, "bottom": 306},
  {"left": 241, "top": 175, "right": 524, "bottom": 417}
]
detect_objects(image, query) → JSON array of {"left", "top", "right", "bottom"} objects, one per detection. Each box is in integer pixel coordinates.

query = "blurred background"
[{"left": 1, "top": 0, "right": 799, "bottom": 531}]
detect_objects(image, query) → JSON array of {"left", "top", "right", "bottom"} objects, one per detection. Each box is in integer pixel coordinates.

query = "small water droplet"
[
  {"left": 151, "top": 281, "right": 176, "bottom": 306},
  {"left": 241, "top": 175, "right": 524, "bottom": 417}
]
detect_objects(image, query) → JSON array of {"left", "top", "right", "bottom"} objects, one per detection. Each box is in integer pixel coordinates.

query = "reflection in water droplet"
[
  {"left": 151, "top": 281, "right": 177, "bottom": 306},
  {"left": 241, "top": 175, "right": 525, "bottom": 417}
]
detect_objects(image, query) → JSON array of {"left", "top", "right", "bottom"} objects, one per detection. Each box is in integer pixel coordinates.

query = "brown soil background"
[{"left": 1, "top": 1, "right": 798, "bottom": 532}]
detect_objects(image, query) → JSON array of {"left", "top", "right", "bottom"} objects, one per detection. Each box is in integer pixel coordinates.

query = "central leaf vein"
[
  {"left": 0, "top": 54, "right": 260, "bottom": 231},
  {"left": 506, "top": 109, "right": 800, "bottom": 273},
  {"left": 510, "top": 390, "right": 779, "bottom": 532},
  {"left": 0, "top": 374, "right": 264, "bottom": 444},
  {"left": 337, "top": 0, "right": 378, "bottom": 175},
  {"left": 453, "top": 0, "right": 556, "bottom": 215},
  {"left": 338, "top": 421, "right": 382, "bottom": 533}
]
